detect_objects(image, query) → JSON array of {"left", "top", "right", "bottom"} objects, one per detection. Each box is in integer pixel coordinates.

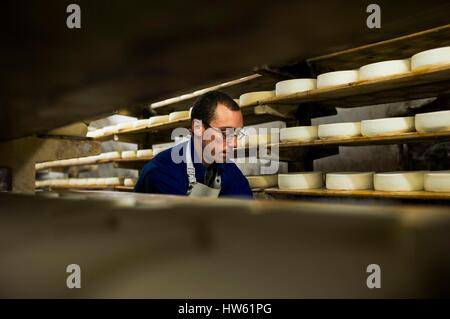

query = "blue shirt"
[{"left": 134, "top": 140, "right": 253, "bottom": 198}]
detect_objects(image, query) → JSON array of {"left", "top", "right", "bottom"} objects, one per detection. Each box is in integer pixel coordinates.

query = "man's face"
[{"left": 193, "top": 103, "right": 244, "bottom": 163}]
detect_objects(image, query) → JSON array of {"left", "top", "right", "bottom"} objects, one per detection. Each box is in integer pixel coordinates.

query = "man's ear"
[{"left": 192, "top": 119, "right": 204, "bottom": 137}]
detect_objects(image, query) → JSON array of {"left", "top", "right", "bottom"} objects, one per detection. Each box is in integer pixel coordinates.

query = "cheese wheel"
[
  {"left": 359, "top": 59, "right": 410, "bottom": 81},
  {"left": 278, "top": 172, "right": 323, "bottom": 190},
  {"left": 124, "top": 178, "right": 137, "bottom": 187},
  {"left": 318, "top": 122, "right": 361, "bottom": 139},
  {"left": 275, "top": 79, "right": 316, "bottom": 96},
  {"left": 117, "top": 121, "right": 136, "bottom": 131},
  {"left": 102, "top": 151, "right": 122, "bottom": 160},
  {"left": 424, "top": 171, "right": 450, "bottom": 192},
  {"left": 415, "top": 110, "right": 450, "bottom": 132},
  {"left": 326, "top": 172, "right": 374, "bottom": 190},
  {"left": 239, "top": 91, "right": 275, "bottom": 106},
  {"left": 411, "top": 46, "right": 450, "bottom": 71},
  {"left": 121, "top": 150, "right": 137, "bottom": 159},
  {"left": 361, "top": 117, "right": 415, "bottom": 137},
  {"left": 149, "top": 115, "right": 170, "bottom": 125},
  {"left": 136, "top": 149, "right": 153, "bottom": 158},
  {"left": 280, "top": 126, "right": 318, "bottom": 142},
  {"left": 104, "top": 177, "right": 124, "bottom": 186},
  {"left": 102, "top": 125, "right": 119, "bottom": 136},
  {"left": 133, "top": 119, "right": 150, "bottom": 129},
  {"left": 317, "top": 70, "right": 359, "bottom": 89},
  {"left": 86, "top": 178, "right": 97, "bottom": 186},
  {"left": 169, "top": 111, "right": 190, "bottom": 122},
  {"left": 374, "top": 171, "right": 425, "bottom": 191},
  {"left": 248, "top": 134, "right": 272, "bottom": 147},
  {"left": 246, "top": 175, "right": 278, "bottom": 189}
]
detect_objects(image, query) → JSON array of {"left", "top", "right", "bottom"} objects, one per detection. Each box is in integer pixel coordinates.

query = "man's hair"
[{"left": 190, "top": 91, "right": 240, "bottom": 126}]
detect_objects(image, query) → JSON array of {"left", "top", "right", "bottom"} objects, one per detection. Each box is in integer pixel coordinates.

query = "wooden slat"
[
  {"left": 308, "top": 24, "right": 450, "bottom": 73},
  {"left": 35, "top": 156, "right": 153, "bottom": 171},
  {"left": 265, "top": 188, "right": 450, "bottom": 200},
  {"left": 240, "top": 65, "right": 450, "bottom": 109},
  {"left": 37, "top": 185, "right": 133, "bottom": 192}
]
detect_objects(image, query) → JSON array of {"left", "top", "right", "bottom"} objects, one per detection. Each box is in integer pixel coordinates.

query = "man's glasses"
[{"left": 204, "top": 124, "right": 246, "bottom": 140}]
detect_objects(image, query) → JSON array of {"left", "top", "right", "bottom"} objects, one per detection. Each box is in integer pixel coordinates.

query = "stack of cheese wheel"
[
  {"left": 137, "top": 149, "right": 153, "bottom": 158},
  {"left": 411, "top": 46, "right": 450, "bottom": 71},
  {"left": 374, "top": 171, "right": 425, "bottom": 191},
  {"left": 169, "top": 110, "right": 190, "bottom": 122},
  {"left": 318, "top": 122, "right": 361, "bottom": 139},
  {"left": 124, "top": 178, "right": 137, "bottom": 187},
  {"left": 246, "top": 175, "right": 278, "bottom": 189},
  {"left": 424, "top": 171, "right": 450, "bottom": 192},
  {"left": 149, "top": 115, "right": 170, "bottom": 125},
  {"left": 359, "top": 59, "right": 410, "bottom": 81},
  {"left": 361, "top": 117, "right": 415, "bottom": 137},
  {"left": 317, "top": 70, "right": 359, "bottom": 89},
  {"left": 326, "top": 172, "right": 374, "bottom": 190},
  {"left": 278, "top": 172, "right": 323, "bottom": 190},
  {"left": 239, "top": 91, "right": 275, "bottom": 106},
  {"left": 102, "top": 125, "right": 119, "bottom": 136},
  {"left": 415, "top": 110, "right": 450, "bottom": 132},
  {"left": 121, "top": 150, "right": 137, "bottom": 160},
  {"left": 280, "top": 126, "right": 318, "bottom": 142},
  {"left": 275, "top": 79, "right": 316, "bottom": 96},
  {"left": 133, "top": 119, "right": 150, "bottom": 129}
]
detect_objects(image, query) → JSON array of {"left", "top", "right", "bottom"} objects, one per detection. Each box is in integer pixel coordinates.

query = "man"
[{"left": 134, "top": 91, "right": 253, "bottom": 198}]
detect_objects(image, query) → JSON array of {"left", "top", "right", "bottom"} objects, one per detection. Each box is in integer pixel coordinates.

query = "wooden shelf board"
[
  {"left": 240, "top": 65, "right": 450, "bottom": 109},
  {"left": 265, "top": 188, "right": 450, "bottom": 201},
  {"left": 37, "top": 185, "right": 133, "bottom": 192},
  {"left": 36, "top": 157, "right": 153, "bottom": 171}
]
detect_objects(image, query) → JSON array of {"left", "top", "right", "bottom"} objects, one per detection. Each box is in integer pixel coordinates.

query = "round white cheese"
[
  {"left": 411, "top": 46, "right": 450, "bottom": 71},
  {"left": 239, "top": 91, "right": 275, "bottom": 106},
  {"left": 102, "top": 125, "right": 119, "bottom": 136},
  {"left": 280, "top": 126, "right": 318, "bottom": 142},
  {"left": 359, "top": 59, "right": 410, "bottom": 81},
  {"left": 278, "top": 172, "right": 323, "bottom": 190},
  {"left": 317, "top": 70, "right": 359, "bottom": 89},
  {"left": 124, "top": 178, "right": 137, "bottom": 187},
  {"left": 424, "top": 171, "right": 450, "bottom": 192},
  {"left": 374, "top": 171, "right": 425, "bottom": 191},
  {"left": 133, "top": 119, "right": 150, "bottom": 129},
  {"left": 361, "top": 116, "right": 415, "bottom": 137},
  {"left": 169, "top": 111, "right": 190, "bottom": 122},
  {"left": 149, "top": 115, "right": 170, "bottom": 125},
  {"left": 102, "top": 151, "right": 122, "bottom": 160},
  {"left": 121, "top": 150, "right": 137, "bottom": 159},
  {"left": 275, "top": 79, "right": 316, "bottom": 96},
  {"left": 318, "top": 122, "right": 361, "bottom": 139},
  {"left": 136, "top": 149, "right": 153, "bottom": 158},
  {"left": 104, "top": 177, "right": 124, "bottom": 186},
  {"left": 415, "top": 110, "right": 450, "bottom": 132},
  {"left": 117, "top": 121, "right": 136, "bottom": 131},
  {"left": 246, "top": 175, "right": 278, "bottom": 189},
  {"left": 326, "top": 172, "right": 374, "bottom": 190},
  {"left": 247, "top": 134, "right": 272, "bottom": 147}
]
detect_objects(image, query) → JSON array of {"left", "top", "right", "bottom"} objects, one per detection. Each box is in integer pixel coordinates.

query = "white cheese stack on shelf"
[
  {"left": 374, "top": 171, "right": 425, "bottom": 191},
  {"left": 280, "top": 126, "right": 318, "bottom": 143},
  {"left": 318, "top": 122, "right": 361, "bottom": 139},
  {"left": 278, "top": 172, "right": 323, "bottom": 190},
  {"left": 317, "top": 70, "right": 359, "bottom": 89},
  {"left": 102, "top": 125, "right": 120, "bottom": 136},
  {"left": 361, "top": 117, "right": 415, "bottom": 137},
  {"left": 86, "top": 128, "right": 105, "bottom": 138},
  {"left": 424, "top": 171, "right": 450, "bottom": 192},
  {"left": 124, "top": 178, "right": 137, "bottom": 187},
  {"left": 326, "top": 172, "right": 374, "bottom": 190},
  {"left": 411, "top": 46, "right": 450, "bottom": 71},
  {"left": 275, "top": 79, "right": 316, "bottom": 96},
  {"left": 246, "top": 175, "right": 278, "bottom": 189},
  {"left": 169, "top": 110, "right": 190, "bottom": 122},
  {"left": 239, "top": 91, "right": 275, "bottom": 106},
  {"left": 415, "top": 110, "right": 450, "bottom": 132},
  {"left": 149, "top": 115, "right": 170, "bottom": 125},
  {"left": 121, "top": 150, "right": 137, "bottom": 160},
  {"left": 359, "top": 59, "right": 410, "bottom": 81},
  {"left": 133, "top": 119, "right": 150, "bottom": 129},
  {"left": 137, "top": 149, "right": 153, "bottom": 158}
]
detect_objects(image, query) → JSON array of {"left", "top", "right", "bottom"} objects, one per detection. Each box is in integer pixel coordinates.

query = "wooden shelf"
[
  {"left": 265, "top": 188, "right": 450, "bottom": 201},
  {"left": 239, "top": 65, "right": 450, "bottom": 109},
  {"left": 36, "top": 156, "right": 153, "bottom": 171},
  {"left": 37, "top": 185, "right": 134, "bottom": 192}
]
